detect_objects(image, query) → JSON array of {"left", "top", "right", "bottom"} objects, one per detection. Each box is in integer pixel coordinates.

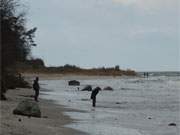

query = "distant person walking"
[
  {"left": 90, "top": 87, "right": 101, "bottom": 107},
  {"left": 33, "top": 77, "right": 40, "bottom": 102},
  {"left": 144, "top": 72, "right": 149, "bottom": 78},
  {"left": 144, "top": 72, "right": 146, "bottom": 78},
  {"left": 147, "top": 72, "right": 149, "bottom": 78}
]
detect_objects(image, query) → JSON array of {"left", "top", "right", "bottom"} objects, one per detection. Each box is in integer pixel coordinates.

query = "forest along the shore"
[{"left": 1, "top": 0, "right": 37, "bottom": 100}]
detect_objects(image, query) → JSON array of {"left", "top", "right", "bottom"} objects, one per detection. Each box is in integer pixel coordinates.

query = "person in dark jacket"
[
  {"left": 33, "top": 77, "right": 40, "bottom": 102},
  {"left": 90, "top": 87, "right": 101, "bottom": 107}
]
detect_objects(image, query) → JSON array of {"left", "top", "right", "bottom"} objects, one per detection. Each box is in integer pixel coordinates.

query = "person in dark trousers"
[
  {"left": 144, "top": 72, "right": 146, "bottom": 78},
  {"left": 144, "top": 72, "right": 149, "bottom": 78},
  {"left": 90, "top": 87, "right": 101, "bottom": 107},
  {"left": 33, "top": 77, "right": 40, "bottom": 102},
  {"left": 146, "top": 72, "right": 149, "bottom": 78}
]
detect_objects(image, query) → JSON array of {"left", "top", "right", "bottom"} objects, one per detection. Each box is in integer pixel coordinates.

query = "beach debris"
[
  {"left": 81, "top": 98, "right": 90, "bottom": 101},
  {"left": 19, "top": 95, "right": 34, "bottom": 98},
  {"left": 18, "top": 118, "right": 22, "bottom": 122},
  {"left": 103, "top": 86, "right": 113, "bottom": 91},
  {"left": 68, "top": 80, "right": 80, "bottom": 86},
  {"left": 116, "top": 102, "right": 120, "bottom": 104},
  {"left": 81, "top": 85, "right": 92, "bottom": 91},
  {"left": 42, "top": 116, "right": 48, "bottom": 118},
  {"left": 168, "top": 123, "right": 176, "bottom": 126},
  {"left": 148, "top": 117, "right": 152, "bottom": 120},
  {"left": 120, "top": 87, "right": 132, "bottom": 90},
  {"left": 13, "top": 100, "right": 41, "bottom": 118},
  {"left": 1, "top": 93, "right": 7, "bottom": 100},
  {"left": 4, "top": 123, "right": 10, "bottom": 127}
]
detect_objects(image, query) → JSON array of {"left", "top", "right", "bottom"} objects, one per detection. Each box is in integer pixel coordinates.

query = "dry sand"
[{"left": 0, "top": 87, "right": 87, "bottom": 135}]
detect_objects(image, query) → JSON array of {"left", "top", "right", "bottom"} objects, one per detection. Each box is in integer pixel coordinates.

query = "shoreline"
[
  {"left": 22, "top": 72, "right": 138, "bottom": 81},
  {"left": 37, "top": 74, "right": 180, "bottom": 135},
  {"left": 0, "top": 87, "right": 88, "bottom": 135}
]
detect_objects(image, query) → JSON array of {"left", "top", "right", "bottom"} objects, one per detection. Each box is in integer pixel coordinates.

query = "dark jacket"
[
  {"left": 90, "top": 87, "right": 101, "bottom": 99},
  {"left": 33, "top": 80, "right": 40, "bottom": 91}
]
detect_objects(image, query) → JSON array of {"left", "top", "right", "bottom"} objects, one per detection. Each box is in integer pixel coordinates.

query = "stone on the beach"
[
  {"left": 1, "top": 94, "right": 7, "bottom": 100},
  {"left": 103, "top": 86, "right": 113, "bottom": 91},
  {"left": 42, "top": 116, "right": 48, "bottom": 118},
  {"left": 68, "top": 80, "right": 80, "bottom": 86},
  {"left": 168, "top": 123, "right": 176, "bottom": 126},
  {"left": 13, "top": 100, "right": 41, "bottom": 118},
  {"left": 81, "top": 85, "right": 92, "bottom": 91}
]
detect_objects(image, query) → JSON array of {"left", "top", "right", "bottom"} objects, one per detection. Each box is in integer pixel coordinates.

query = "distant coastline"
[{"left": 17, "top": 62, "right": 136, "bottom": 76}]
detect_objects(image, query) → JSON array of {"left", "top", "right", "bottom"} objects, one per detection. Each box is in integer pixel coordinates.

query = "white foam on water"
[{"left": 65, "top": 122, "right": 143, "bottom": 135}]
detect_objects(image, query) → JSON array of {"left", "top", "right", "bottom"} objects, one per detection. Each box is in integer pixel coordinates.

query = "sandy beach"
[{"left": 0, "top": 87, "right": 87, "bottom": 135}]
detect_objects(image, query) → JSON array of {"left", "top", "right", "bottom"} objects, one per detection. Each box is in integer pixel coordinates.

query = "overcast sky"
[{"left": 24, "top": 0, "right": 179, "bottom": 71}]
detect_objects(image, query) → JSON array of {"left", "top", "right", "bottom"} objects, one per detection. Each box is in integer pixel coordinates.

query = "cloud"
[
  {"left": 130, "top": 27, "right": 175, "bottom": 38},
  {"left": 112, "top": 0, "right": 136, "bottom": 5},
  {"left": 112, "top": 0, "right": 178, "bottom": 11},
  {"left": 26, "top": 0, "right": 178, "bottom": 70}
]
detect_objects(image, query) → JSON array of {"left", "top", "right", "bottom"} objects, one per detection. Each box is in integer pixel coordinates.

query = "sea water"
[{"left": 40, "top": 73, "right": 180, "bottom": 135}]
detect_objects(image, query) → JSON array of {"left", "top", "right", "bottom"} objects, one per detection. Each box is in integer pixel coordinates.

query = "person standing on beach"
[
  {"left": 144, "top": 72, "right": 149, "bottom": 78},
  {"left": 33, "top": 77, "right": 40, "bottom": 102},
  {"left": 90, "top": 87, "right": 101, "bottom": 107},
  {"left": 147, "top": 72, "right": 149, "bottom": 78}
]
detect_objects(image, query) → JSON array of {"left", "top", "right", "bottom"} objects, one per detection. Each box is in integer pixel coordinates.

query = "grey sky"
[{"left": 25, "top": 0, "right": 179, "bottom": 71}]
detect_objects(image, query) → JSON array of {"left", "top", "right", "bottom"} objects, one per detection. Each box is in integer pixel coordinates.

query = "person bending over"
[{"left": 90, "top": 87, "right": 101, "bottom": 107}]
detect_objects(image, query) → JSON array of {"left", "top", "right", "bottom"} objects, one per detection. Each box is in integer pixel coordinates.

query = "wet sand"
[{"left": 0, "top": 87, "right": 87, "bottom": 135}]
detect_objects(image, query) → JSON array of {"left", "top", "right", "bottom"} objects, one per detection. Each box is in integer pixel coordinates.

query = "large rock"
[
  {"left": 68, "top": 80, "right": 80, "bottom": 86},
  {"left": 81, "top": 85, "right": 92, "bottom": 91},
  {"left": 13, "top": 100, "right": 41, "bottom": 118},
  {"left": 103, "top": 86, "right": 113, "bottom": 91},
  {"left": 168, "top": 123, "right": 176, "bottom": 126}
]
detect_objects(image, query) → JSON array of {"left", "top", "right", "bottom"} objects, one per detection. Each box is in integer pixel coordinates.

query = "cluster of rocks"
[
  {"left": 68, "top": 80, "right": 114, "bottom": 91},
  {"left": 80, "top": 85, "right": 114, "bottom": 91}
]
